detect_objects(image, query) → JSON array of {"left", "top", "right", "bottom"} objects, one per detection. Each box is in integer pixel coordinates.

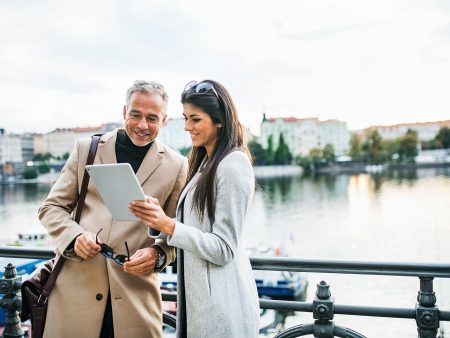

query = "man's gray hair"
[{"left": 125, "top": 80, "right": 169, "bottom": 114}]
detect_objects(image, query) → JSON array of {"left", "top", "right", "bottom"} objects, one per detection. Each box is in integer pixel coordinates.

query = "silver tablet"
[{"left": 85, "top": 163, "right": 146, "bottom": 221}]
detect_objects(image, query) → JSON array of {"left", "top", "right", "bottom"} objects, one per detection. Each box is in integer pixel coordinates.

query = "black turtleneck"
[{"left": 115, "top": 130, "right": 152, "bottom": 173}]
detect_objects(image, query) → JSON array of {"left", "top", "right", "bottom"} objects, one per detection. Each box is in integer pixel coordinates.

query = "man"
[{"left": 38, "top": 80, "right": 188, "bottom": 338}]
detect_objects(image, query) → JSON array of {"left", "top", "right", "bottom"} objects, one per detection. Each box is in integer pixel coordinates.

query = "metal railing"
[{"left": 1, "top": 246, "right": 450, "bottom": 338}]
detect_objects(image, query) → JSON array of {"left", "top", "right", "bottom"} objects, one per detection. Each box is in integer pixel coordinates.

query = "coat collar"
[
  {"left": 176, "top": 175, "right": 197, "bottom": 211},
  {"left": 176, "top": 155, "right": 208, "bottom": 210},
  {"left": 97, "top": 128, "right": 164, "bottom": 185}
]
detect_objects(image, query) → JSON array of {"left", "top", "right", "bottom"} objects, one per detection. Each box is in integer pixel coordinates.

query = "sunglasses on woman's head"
[
  {"left": 184, "top": 80, "right": 219, "bottom": 99},
  {"left": 96, "top": 228, "right": 130, "bottom": 266}
]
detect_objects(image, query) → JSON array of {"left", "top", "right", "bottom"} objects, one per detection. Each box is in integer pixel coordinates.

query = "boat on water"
[
  {"left": 2, "top": 230, "right": 53, "bottom": 247},
  {"left": 248, "top": 245, "right": 308, "bottom": 303}
]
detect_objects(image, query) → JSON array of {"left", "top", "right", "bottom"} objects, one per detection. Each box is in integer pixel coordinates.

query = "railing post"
[
  {"left": 0, "top": 264, "right": 24, "bottom": 338},
  {"left": 416, "top": 277, "right": 439, "bottom": 338},
  {"left": 313, "top": 281, "right": 335, "bottom": 338}
]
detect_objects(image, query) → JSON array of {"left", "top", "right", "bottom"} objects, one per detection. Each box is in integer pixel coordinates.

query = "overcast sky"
[{"left": 1, "top": 0, "right": 449, "bottom": 135}]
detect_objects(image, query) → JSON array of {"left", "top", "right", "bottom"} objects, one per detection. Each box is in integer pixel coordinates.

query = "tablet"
[{"left": 85, "top": 163, "right": 146, "bottom": 221}]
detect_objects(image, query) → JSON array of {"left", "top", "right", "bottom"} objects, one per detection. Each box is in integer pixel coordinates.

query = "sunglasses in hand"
[{"left": 96, "top": 228, "right": 130, "bottom": 265}]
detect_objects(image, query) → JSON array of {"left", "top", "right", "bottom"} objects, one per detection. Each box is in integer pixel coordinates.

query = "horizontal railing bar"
[
  {"left": 160, "top": 293, "right": 450, "bottom": 322},
  {"left": 259, "top": 298, "right": 313, "bottom": 312},
  {"left": 2, "top": 246, "right": 450, "bottom": 324},
  {"left": 162, "top": 293, "right": 177, "bottom": 302},
  {"left": 259, "top": 300, "right": 419, "bottom": 319},
  {"left": 0, "top": 246, "right": 55, "bottom": 259},
  {"left": 335, "top": 305, "right": 450, "bottom": 321},
  {"left": 335, "top": 304, "right": 417, "bottom": 319},
  {"left": 250, "top": 257, "right": 450, "bottom": 278},
  {"left": 1, "top": 247, "right": 450, "bottom": 278}
]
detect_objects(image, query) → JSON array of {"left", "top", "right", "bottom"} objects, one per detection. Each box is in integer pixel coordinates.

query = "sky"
[{"left": 1, "top": 0, "right": 449, "bottom": 135}]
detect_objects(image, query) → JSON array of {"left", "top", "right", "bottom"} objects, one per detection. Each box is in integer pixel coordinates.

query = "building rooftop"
[
  {"left": 265, "top": 117, "right": 319, "bottom": 123},
  {"left": 368, "top": 119, "right": 450, "bottom": 130}
]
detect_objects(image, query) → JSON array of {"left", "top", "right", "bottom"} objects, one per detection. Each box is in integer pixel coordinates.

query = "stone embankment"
[{"left": 253, "top": 165, "right": 303, "bottom": 178}]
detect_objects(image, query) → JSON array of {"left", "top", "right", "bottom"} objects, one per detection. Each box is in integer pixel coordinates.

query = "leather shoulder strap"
[
  {"left": 74, "top": 134, "right": 102, "bottom": 222},
  {"left": 41, "top": 134, "right": 102, "bottom": 296}
]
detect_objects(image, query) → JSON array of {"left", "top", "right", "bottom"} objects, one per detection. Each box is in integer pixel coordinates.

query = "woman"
[{"left": 128, "top": 80, "right": 260, "bottom": 338}]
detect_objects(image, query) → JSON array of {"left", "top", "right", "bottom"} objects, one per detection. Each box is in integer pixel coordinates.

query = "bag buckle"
[{"left": 37, "top": 294, "right": 48, "bottom": 305}]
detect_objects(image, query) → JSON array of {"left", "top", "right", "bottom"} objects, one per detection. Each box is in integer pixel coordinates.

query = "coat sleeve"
[
  {"left": 167, "top": 152, "right": 254, "bottom": 266},
  {"left": 38, "top": 139, "right": 86, "bottom": 261},
  {"left": 152, "top": 156, "right": 188, "bottom": 266}
]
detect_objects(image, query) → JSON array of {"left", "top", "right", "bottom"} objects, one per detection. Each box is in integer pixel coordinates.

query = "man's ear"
[
  {"left": 161, "top": 114, "right": 168, "bottom": 126},
  {"left": 123, "top": 105, "right": 127, "bottom": 120}
]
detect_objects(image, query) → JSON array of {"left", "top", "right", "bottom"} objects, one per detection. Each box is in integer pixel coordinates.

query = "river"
[{"left": 1, "top": 167, "right": 450, "bottom": 337}]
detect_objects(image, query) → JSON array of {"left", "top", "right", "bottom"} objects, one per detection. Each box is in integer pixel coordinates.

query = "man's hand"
[
  {"left": 74, "top": 231, "right": 102, "bottom": 259},
  {"left": 123, "top": 247, "right": 158, "bottom": 276}
]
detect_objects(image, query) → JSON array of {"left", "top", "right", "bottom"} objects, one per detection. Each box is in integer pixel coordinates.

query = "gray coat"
[{"left": 161, "top": 151, "right": 260, "bottom": 338}]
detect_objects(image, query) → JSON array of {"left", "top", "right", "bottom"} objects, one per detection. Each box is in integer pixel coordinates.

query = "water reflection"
[
  {"left": 1, "top": 168, "right": 449, "bottom": 337},
  {"left": 257, "top": 167, "right": 450, "bottom": 211},
  {"left": 247, "top": 167, "right": 450, "bottom": 337},
  {"left": 0, "top": 184, "right": 51, "bottom": 205},
  {"left": 0, "top": 184, "right": 51, "bottom": 240},
  {"left": 249, "top": 167, "right": 450, "bottom": 263}
]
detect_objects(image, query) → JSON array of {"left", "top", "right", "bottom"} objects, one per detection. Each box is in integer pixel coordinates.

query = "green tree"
[
  {"left": 22, "top": 167, "right": 38, "bottom": 179},
  {"left": 62, "top": 152, "right": 70, "bottom": 160},
  {"left": 38, "top": 163, "right": 50, "bottom": 174},
  {"left": 296, "top": 148, "right": 327, "bottom": 173},
  {"left": 348, "top": 134, "right": 362, "bottom": 161},
  {"left": 295, "top": 155, "right": 313, "bottom": 173},
  {"left": 309, "top": 148, "right": 326, "bottom": 167},
  {"left": 398, "top": 129, "right": 418, "bottom": 162},
  {"left": 422, "top": 139, "right": 442, "bottom": 150},
  {"left": 266, "top": 134, "right": 275, "bottom": 164},
  {"left": 248, "top": 140, "right": 266, "bottom": 165},
  {"left": 322, "top": 144, "right": 335, "bottom": 164},
  {"left": 274, "top": 133, "right": 293, "bottom": 164},
  {"left": 33, "top": 152, "right": 53, "bottom": 162},
  {"left": 32, "top": 154, "right": 43, "bottom": 161},
  {"left": 362, "top": 130, "right": 385, "bottom": 164},
  {"left": 436, "top": 127, "right": 450, "bottom": 149},
  {"left": 179, "top": 146, "right": 192, "bottom": 157},
  {"left": 382, "top": 139, "right": 400, "bottom": 163}
]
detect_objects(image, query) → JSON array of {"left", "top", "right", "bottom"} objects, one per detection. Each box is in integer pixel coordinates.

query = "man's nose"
[{"left": 137, "top": 117, "right": 148, "bottom": 129}]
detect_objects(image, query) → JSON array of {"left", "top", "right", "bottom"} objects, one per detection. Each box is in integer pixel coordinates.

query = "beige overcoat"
[{"left": 38, "top": 129, "right": 188, "bottom": 338}]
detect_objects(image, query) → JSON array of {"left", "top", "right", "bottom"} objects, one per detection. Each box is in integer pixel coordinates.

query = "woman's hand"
[{"left": 128, "top": 196, "right": 175, "bottom": 236}]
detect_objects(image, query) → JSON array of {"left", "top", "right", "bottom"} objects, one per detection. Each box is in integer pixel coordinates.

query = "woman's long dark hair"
[{"left": 181, "top": 79, "right": 251, "bottom": 222}]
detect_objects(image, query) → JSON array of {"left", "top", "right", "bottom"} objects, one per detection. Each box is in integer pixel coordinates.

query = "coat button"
[{"left": 96, "top": 293, "right": 103, "bottom": 301}]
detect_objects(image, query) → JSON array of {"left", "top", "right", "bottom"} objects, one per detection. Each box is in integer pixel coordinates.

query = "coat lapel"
[
  {"left": 176, "top": 156, "right": 207, "bottom": 214},
  {"left": 97, "top": 130, "right": 163, "bottom": 185},
  {"left": 97, "top": 129, "right": 118, "bottom": 164},
  {"left": 177, "top": 177, "right": 195, "bottom": 210},
  {"left": 136, "top": 139, "right": 164, "bottom": 185}
]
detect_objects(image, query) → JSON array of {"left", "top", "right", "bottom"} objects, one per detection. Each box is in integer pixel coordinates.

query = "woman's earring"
[{"left": 218, "top": 124, "right": 222, "bottom": 128}]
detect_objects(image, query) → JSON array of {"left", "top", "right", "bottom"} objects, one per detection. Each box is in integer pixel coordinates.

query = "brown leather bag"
[{"left": 20, "top": 134, "right": 102, "bottom": 338}]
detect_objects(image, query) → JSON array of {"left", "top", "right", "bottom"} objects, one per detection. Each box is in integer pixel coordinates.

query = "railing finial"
[
  {"left": 416, "top": 277, "right": 439, "bottom": 338},
  {"left": 0, "top": 264, "right": 24, "bottom": 338}
]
